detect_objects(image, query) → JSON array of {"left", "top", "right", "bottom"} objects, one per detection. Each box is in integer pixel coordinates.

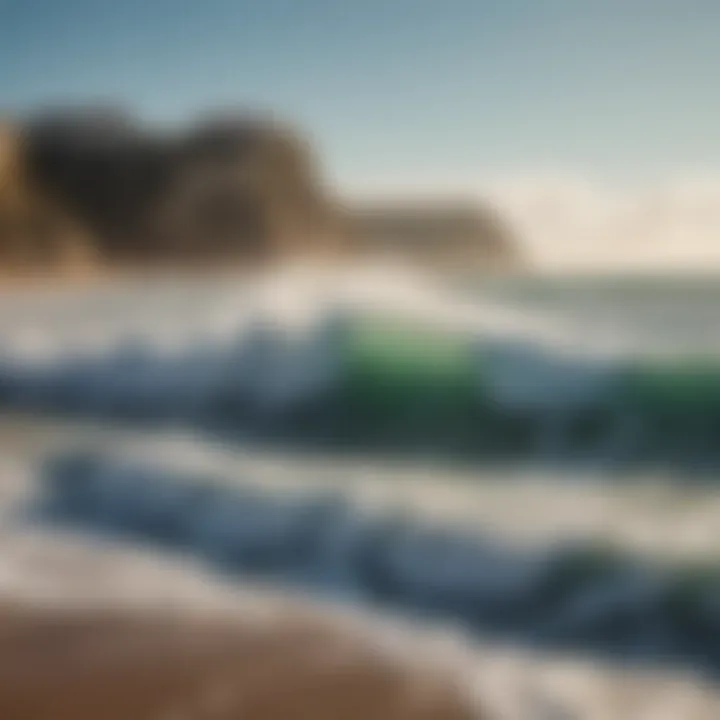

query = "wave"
[
  {"left": 27, "top": 450, "right": 720, "bottom": 679},
  {"left": 2, "top": 302, "right": 720, "bottom": 473}
]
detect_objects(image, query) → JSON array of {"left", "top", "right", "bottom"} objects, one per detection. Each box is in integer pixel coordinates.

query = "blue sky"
[{"left": 2, "top": 0, "right": 719, "bottom": 190}]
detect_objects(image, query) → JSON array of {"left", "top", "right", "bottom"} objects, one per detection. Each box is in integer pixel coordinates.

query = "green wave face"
[
  {"left": 343, "top": 316, "right": 477, "bottom": 391},
  {"left": 326, "top": 316, "right": 720, "bottom": 461},
  {"left": 335, "top": 316, "right": 481, "bottom": 444},
  {"left": 618, "top": 360, "right": 720, "bottom": 410}
]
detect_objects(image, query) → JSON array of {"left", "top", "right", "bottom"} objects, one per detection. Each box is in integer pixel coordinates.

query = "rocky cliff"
[
  {"left": 0, "top": 108, "right": 334, "bottom": 272},
  {"left": 0, "top": 107, "right": 519, "bottom": 275},
  {"left": 0, "top": 120, "right": 98, "bottom": 272}
]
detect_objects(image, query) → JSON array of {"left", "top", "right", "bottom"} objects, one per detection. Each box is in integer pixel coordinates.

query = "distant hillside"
[{"left": 339, "top": 200, "right": 520, "bottom": 271}]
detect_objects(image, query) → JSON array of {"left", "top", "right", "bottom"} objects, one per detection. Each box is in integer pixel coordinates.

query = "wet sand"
[{"left": 0, "top": 600, "right": 480, "bottom": 720}]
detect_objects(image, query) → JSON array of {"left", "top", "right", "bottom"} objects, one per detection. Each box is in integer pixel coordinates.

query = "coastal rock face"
[
  {"left": 0, "top": 121, "right": 97, "bottom": 271},
  {"left": 0, "top": 106, "right": 520, "bottom": 273},
  {"left": 17, "top": 108, "right": 334, "bottom": 268}
]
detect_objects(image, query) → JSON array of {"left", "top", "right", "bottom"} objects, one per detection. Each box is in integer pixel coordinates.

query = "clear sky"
[{"left": 2, "top": 0, "right": 719, "bottom": 191}]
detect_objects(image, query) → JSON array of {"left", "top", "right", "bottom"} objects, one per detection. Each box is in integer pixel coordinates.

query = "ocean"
[{"left": 1, "top": 266, "right": 719, "bottom": 717}]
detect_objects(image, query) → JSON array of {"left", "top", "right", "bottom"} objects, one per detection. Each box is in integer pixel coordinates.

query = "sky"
[
  {"left": 2, "top": 0, "right": 719, "bottom": 191},
  {"left": 3, "top": 0, "right": 720, "bottom": 269}
]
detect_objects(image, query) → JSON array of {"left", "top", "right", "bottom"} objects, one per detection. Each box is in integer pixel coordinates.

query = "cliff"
[
  {"left": 0, "top": 107, "right": 519, "bottom": 275},
  {"left": 16, "top": 108, "right": 334, "bottom": 269},
  {"left": 0, "top": 121, "right": 98, "bottom": 272}
]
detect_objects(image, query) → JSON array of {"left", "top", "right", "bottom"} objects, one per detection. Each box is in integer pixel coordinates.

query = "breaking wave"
[
  {"left": 0, "top": 266, "right": 719, "bottom": 472},
  {"left": 26, "top": 449, "right": 720, "bottom": 679}
]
